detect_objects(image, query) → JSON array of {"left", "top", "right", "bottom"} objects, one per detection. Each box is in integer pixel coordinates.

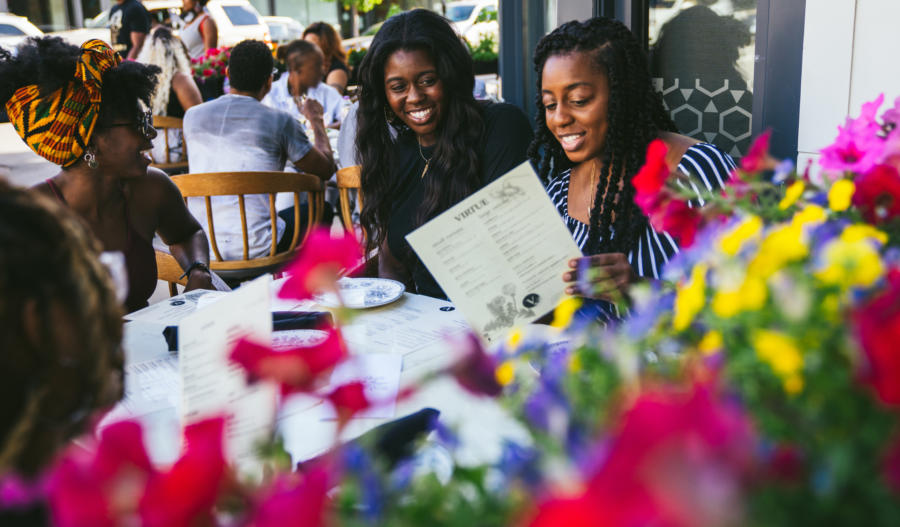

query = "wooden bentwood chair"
[
  {"left": 156, "top": 171, "right": 325, "bottom": 291},
  {"left": 150, "top": 115, "right": 189, "bottom": 174},
  {"left": 336, "top": 165, "right": 361, "bottom": 234}
]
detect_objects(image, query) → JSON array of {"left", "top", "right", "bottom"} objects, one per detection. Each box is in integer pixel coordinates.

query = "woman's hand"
[
  {"left": 563, "top": 253, "right": 635, "bottom": 302},
  {"left": 298, "top": 97, "right": 325, "bottom": 124},
  {"left": 185, "top": 268, "right": 214, "bottom": 292}
]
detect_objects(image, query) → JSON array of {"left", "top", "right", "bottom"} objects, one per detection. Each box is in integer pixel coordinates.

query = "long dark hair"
[
  {"left": 356, "top": 8, "right": 484, "bottom": 255},
  {"left": 528, "top": 17, "right": 676, "bottom": 255},
  {"left": 303, "top": 21, "right": 347, "bottom": 67}
]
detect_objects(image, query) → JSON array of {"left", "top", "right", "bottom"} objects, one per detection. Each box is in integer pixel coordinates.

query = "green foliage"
[{"left": 466, "top": 33, "right": 498, "bottom": 63}]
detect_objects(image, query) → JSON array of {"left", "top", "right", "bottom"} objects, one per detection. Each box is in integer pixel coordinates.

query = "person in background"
[
  {"left": 0, "top": 180, "right": 124, "bottom": 480},
  {"left": 302, "top": 21, "right": 350, "bottom": 94},
  {"left": 356, "top": 9, "right": 533, "bottom": 298},
  {"left": 530, "top": 17, "right": 735, "bottom": 322},
  {"left": 0, "top": 37, "right": 215, "bottom": 312},
  {"left": 183, "top": 39, "right": 335, "bottom": 261},
  {"left": 181, "top": 0, "right": 218, "bottom": 60},
  {"left": 265, "top": 39, "right": 344, "bottom": 129},
  {"left": 109, "top": 0, "right": 151, "bottom": 59},
  {"left": 137, "top": 26, "right": 202, "bottom": 164}
]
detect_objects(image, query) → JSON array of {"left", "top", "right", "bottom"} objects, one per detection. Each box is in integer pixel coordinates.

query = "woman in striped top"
[{"left": 530, "top": 17, "right": 735, "bottom": 322}]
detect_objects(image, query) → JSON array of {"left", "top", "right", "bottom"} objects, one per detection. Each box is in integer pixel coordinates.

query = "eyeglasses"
[{"left": 105, "top": 111, "right": 156, "bottom": 140}]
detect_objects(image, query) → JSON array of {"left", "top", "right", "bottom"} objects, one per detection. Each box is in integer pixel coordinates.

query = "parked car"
[
  {"left": 0, "top": 12, "right": 43, "bottom": 54},
  {"left": 342, "top": 20, "right": 383, "bottom": 52},
  {"left": 445, "top": 0, "right": 497, "bottom": 45},
  {"left": 263, "top": 15, "right": 304, "bottom": 48},
  {"left": 55, "top": 0, "right": 270, "bottom": 49}
]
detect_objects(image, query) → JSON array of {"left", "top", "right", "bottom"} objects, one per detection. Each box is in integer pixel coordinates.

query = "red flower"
[
  {"left": 852, "top": 164, "right": 900, "bottom": 224},
  {"left": 525, "top": 493, "right": 603, "bottom": 527},
  {"left": 567, "top": 382, "right": 752, "bottom": 527},
  {"left": 250, "top": 468, "right": 332, "bottom": 527},
  {"left": 740, "top": 130, "right": 774, "bottom": 173},
  {"left": 229, "top": 329, "right": 348, "bottom": 393},
  {"left": 647, "top": 195, "right": 703, "bottom": 248},
  {"left": 202, "top": 68, "right": 215, "bottom": 77},
  {"left": 449, "top": 333, "right": 503, "bottom": 397},
  {"left": 47, "top": 421, "right": 154, "bottom": 527},
  {"left": 326, "top": 381, "right": 371, "bottom": 426},
  {"left": 631, "top": 139, "right": 670, "bottom": 195},
  {"left": 883, "top": 435, "right": 900, "bottom": 494},
  {"left": 852, "top": 270, "right": 900, "bottom": 405},
  {"left": 140, "top": 417, "right": 227, "bottom": 527},
  {"left": 278, "top": 228, "right": 363, "bottom": 301}
]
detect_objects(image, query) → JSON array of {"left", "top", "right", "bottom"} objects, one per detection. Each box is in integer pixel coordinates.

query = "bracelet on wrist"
[{"left": 180, "top": 261, "right": 210, "bottom": 280}]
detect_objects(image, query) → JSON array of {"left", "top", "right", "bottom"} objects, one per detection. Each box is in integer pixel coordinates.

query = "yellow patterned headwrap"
[{"left": 5, "top": 39, "right": 121, "bottom": 167}]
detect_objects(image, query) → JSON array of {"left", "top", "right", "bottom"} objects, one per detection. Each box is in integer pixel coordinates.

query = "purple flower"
[
  {"left": 820, "top": 94, "right": 886, "bottom": 174},
  {"left": 496, "top": 441, "right": 542, "bottom": 489}
]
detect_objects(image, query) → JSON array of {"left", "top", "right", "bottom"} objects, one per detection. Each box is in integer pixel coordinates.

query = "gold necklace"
[{"left": 418, "top": 140, "right": 432, "bottom": 179}]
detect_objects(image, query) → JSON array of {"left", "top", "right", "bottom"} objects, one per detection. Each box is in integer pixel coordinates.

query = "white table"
[{"left": 106, "top": 289, "right": 531, "bottom": 469}]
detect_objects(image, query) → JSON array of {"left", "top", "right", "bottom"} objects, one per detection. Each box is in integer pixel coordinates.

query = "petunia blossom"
[
  {"left": 278, "top": 228, "right": 363, "bottom": 301},
  {"left": 820, "top": 94, "right": 886, "bottom": 174},
  {"left": 229, "top": 329, "right": 348, "bottom": 394},
  {"left": 631, "top": 139, "right": 670, "bottom": 195},
  {"left": 851, "top": 163, "right": 900, "bottom": 224},
  {"left": 250, "top": 468, "right": 332, "bottom": 527},
  {"left": 648, "top": 196, "right": 703, "bottom": 248},
  {"left": 449, "top": 333, "right": 503, "bottom": 397},
  {"left": 740, "top": 130, "right": 774, "bottom": 173},
  {"left": 326, "top": 381, "right": 371, "bottom": 427},
  {"left": 852, "top": 270, "right": 900, "bottom": 406}
]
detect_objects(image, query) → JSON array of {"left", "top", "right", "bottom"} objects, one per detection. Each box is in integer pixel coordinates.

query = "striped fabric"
[
  {"left": 547, "top": 142, "right": 736, "bottom": 323},
  {"left": 5, "top": 39, "right": 121, "bottom": 167}
]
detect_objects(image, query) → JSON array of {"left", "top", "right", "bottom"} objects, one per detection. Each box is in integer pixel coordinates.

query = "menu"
[
  {"left": 178, "top": 276, "right": 276, "bottom": 477},
  {"left": 406, "top": 162, "right": 582, "bottom": 343}
]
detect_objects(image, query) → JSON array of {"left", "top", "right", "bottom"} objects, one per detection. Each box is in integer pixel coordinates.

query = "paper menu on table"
[
  {"left": 406, "top": 162, "right": 582, "bottom": 343},
  {"left": 178, "top": 276, "right": 276, "bottom": 477}
]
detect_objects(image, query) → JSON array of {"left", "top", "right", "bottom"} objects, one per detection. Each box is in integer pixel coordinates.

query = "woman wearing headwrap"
[{"left": 0, "top": 37, "right": 214, "bottom": 312}]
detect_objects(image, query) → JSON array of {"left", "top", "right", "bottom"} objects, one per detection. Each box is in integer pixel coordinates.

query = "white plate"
[{"left": 316, "top": 278, "right": 405, "bottom": 309}]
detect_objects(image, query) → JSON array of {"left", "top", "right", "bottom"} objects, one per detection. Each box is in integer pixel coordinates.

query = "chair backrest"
[
  {"left": 151, "top": 115, "right": 189, "bottom": 173},
  {"left": 170, "top": 171, "right": 325, "bottom": 278},
  {"left": 156, "top": 250, "right": 187, "bottom": 296},
  {"left": 336, "top": 165, "right": 361, "bottom": 234}
]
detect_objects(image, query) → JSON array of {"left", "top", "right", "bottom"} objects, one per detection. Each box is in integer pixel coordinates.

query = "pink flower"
[
  {"left": 644, "top": 192, "right": 703, "bottom": 248},
  {"left": 326, "top": 381, "right": 371, "bottom": 427},
  {"left": 851, "top": 164, "right": 900, "bottom": 224},
  {"left": 882, "top": 95, "right": 900, "bottom": 127},
  {"left": 205, "top": 47, "right": 219, "bottom": 57},
  {"left": 139, "top": 418, "right": 227, "bottom": 527},
  {"left": 852, "top": 269, "right": 900, "bottom": 405},
  {"left": 229, "top": 329, "right": 348, "bottom": 393},
  {"left": 250, "top": 468, "right": 331, "bottom": 527},
  {"left": 526, "top": 493, "right": 602, "bottom": 527},
  {"left": 631, "top": 139, "right": 670, "bottom": 195},
  {"left": 202, "top": 68, "right": 215, "bottom": 77},
  {"left": 740, "top": 130, "right": 774, "bottom": 173},
  {"left": 449, "top": 333, "right": 503, "bottom": 397},
  {"left": 278, "top": 228, "right": 363, "bottom": 301},
  {"left": 820, "top": 94, "right": 886, "bottom": 174}
]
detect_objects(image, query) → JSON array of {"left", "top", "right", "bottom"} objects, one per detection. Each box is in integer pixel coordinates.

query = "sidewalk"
[{"left": 0, "top": 122, "right": 58, "bottom": 187}]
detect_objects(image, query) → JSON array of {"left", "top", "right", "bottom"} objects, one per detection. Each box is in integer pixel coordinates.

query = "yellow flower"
[
  {"left": 840, "top": 224, "right": 888, "bottom": 245},
  {"left": 815, "top": 238, "right": 885, "bottom": 289},
  {"left": 506, "top": 328, "right": 522, "bottom": 349},
  {"left": 698, "top": 330, "right": 723, "bottom": 355},
  {"left": 495, "top": 360, "right": 515, "bottom": 386},
  {"left": 791, "top": 204, "right": 827, "bottom": 228},
  {"left": 673, "top": 263, "right": 707, "bottom": 331},
  {"left": 720, "top": 215, "right": 762, "bottom": 256},
  {"left": 753, "top": 329, "right": 804, "bottom": 394},
  {"left": 568, "top": 353, "right": 583, "bottom": 373},
  {"left": 748, "top": 224, "right": 808, "bottom": 278},
  {"left": 711, "top": 274, "right": 767, "bottom": 318},
  {"left": 828, "top": 179, "right": 856, "bottom": 211},
  {"left": 821, "top": 293, "right": 840, "bottom": 320},
  {"left": 551, "top": 297, "right": 582, "bottom": 329},
  {"left": 778, "top": 180, "right": 805, "bottom": 210}
]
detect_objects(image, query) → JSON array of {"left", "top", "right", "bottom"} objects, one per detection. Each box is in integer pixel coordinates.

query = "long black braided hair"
[
  {"left": 355, "top": 9, "right": 483, "bottom": 256},
  {"left": 528, "top": 17, "right": 676, "bottom": 256}
]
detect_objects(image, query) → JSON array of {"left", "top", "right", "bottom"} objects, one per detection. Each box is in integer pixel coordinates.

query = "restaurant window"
[{"left": 648, "top": 0, "right": 758, "bottom": 158}]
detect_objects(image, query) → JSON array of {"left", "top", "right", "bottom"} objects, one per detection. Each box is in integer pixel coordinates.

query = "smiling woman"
[
  {"left": 0, "top": 37, "right": 216, "bottom": 312},
  {"left": 530, "top": 17, "right": 736, "bottom": 323},
  {"left": 355, "top": 9, "right": 533, "bottom": 299}
]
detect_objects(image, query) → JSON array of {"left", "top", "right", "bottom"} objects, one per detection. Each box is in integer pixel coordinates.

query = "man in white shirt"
[
  {"left": 263, "top": 39, "right": 344, "bottom": 129},
  {"left": 183, "top": 39, "right": 335, "bottom": 260}
]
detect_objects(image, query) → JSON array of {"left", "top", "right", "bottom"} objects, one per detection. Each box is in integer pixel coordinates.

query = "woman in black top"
[
  {"left": 303, "top": 21, "right": 350, "bottom": 94},
  {"left": 356, "top": 9, "right": 533, "bottom": 299}
]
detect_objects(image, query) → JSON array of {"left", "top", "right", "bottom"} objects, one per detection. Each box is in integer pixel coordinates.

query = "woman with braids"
[
  {"left": 0, "top": 180, "right": 123, "bottom": 497},
  {"left": 356, "top": 9, "right": 532, "bottom": 298},
  {"left": 303, "top": 21, "right": 350, "bottom": 94},
  {"left": 531, "top": 17, "right": 735, "bottom": 321},
  {"left": 0, "top": 37, "right": 214, "bottom": 312}
]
